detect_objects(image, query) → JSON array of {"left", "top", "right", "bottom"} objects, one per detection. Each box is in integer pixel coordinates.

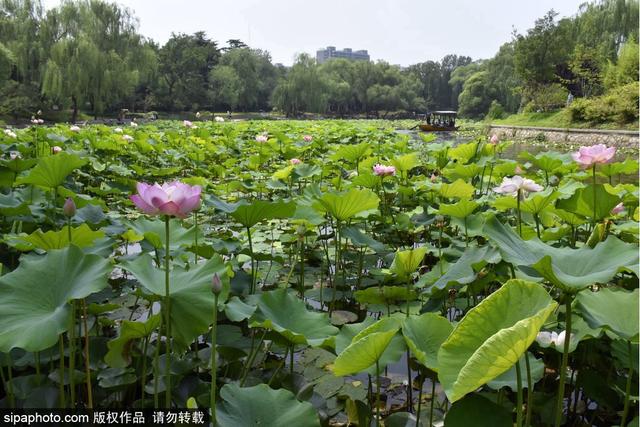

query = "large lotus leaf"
[
  {"left": 444, "top": 394, "right": 512, "bottom": 427},
  {"left": 0, "top": 246, "right": 111, "bottom": 352},
  {"left": 124, "top": 217, "right": 202, "bottom": 249},
  {"left": 313, "top": 188, "right": 379, "bottom": 221},
  {"left": 437, "top": 279, "right": 557, "bottom": 402},
  {"left": 0, "top": 192, "right": 31, "bottom": 216},
  {"left": 438, "top": 199, "right": 478, "bottom": 219},
  {"left": 333, "top": 329, "right": 398, "bottom": 376},
  {"left": 575, "top": 288, "right": 639, "bottom": 342},
  {"left": 249, "top": 289, "right": 338, "bottom": 347},
  {"left": 426, "top": 246, "right": 501, "bottom": 295},
  {"left": 484, "top": 215, "right": 639, "bottom": 290},
  {"left": 487, "top": 352, "right": 544, "bottom": 391},
  {"left": 390, "top": 247, "right": 427, "bottom": 279},
  {"left": 230, "top": 200, "right": 295, "bottom": 228},
  {"left": 120, "top": 254, "right": 229, "bottom": 349},
  {"left": 105, "top": 314, "right": 161, "bottom": 368},
  {"left": 6, "top": 224, "right": 105, "bottom": 251},
  {"left": 331, "top": 142, "right": 371, "bottom": 163},
  {"left": 437, "top": 179, "right": 475, "bottom": 200},
  {"left": 443, "top": 163, "right": 483, "bottom": 181},
  {"left": 217, "top": 383, "right": 320, "bottom": 427},
  {"left": 448, "top": 141, "right": 478, "bottom": 164},
  {"left": 492, "top": 189, "right": 560, "bottom": 215},
  {"left": 519, "top": 151, "right": 566, "bottom": 172},
  {"left": 293, "top": 163, "right": 322, "bottom": 179},
  {"left": 556, "top": 184, "right": 621, "bottom": 221},
  {"left": 391, "top": 152, "right": 419, "bottom": 173},
  {"left": 599, "top": 158, "right": 639, "bottom": 177},
  {"left": 15, "top": 152, "right": 87, "bottom": 188},
  {"left": 402, "top": 313, "right": 453, "bottom": 371},
  {"left": 341, "top": 226, "right": 386, "bottom": 252}
]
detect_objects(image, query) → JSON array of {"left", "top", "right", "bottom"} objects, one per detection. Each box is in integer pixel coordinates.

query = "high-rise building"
[{"left": 316, "top": 46, "right": 370, "bottom": 64}]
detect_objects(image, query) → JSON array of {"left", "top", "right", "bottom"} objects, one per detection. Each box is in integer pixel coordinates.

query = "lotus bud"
[
  {"left": 490, "top": 134, "right": 499, "bottom": 145},
  {"left": 430, "top": 173, "right": 438, "bottom": 183},
  {"left": 63, "top": 197, "right": 76, "bottom": 218},
  {"left": 51, "top": 146, "right": 62, "bottom": 154},
  {"left": 211, "top": 273, "right": 223, "bottom": 295}
]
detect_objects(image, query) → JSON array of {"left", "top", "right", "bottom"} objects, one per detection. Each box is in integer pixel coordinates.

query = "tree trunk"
[{"left": 71, "top": 95, "right": 78, "bottom": 124}]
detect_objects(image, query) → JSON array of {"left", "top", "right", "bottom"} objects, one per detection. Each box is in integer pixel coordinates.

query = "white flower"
[
  {"left": 9, "top": 151, "right": 21, "bottom": 160},
  {"left": 195, "top": 112, "right": 201, "bottom": 118},
  {"left": 214, "top": 116, "right": 225, "bottom": 122},
  {"left": 122, "top": 135, "right": 134, "bottom": 142},
  {"left": 255, "top": 134, "right": 268, "bottom": 143},
  {"left": 493, "top": 175, "right": 543, "bottom": 198},
  {"left": 114, "top": 127, "right": 123, "bottom": 133},
  {"left": 70, "top": 125, "right": 81, "bottom": 132},
  {"left": 536, "top": 330, "right": 575, "bottom": 350},
  {"left": 4, "top": 129, "right": 17, "bottom": 138},
  {"left": 183, "top": 120, "right": 193, "bottom": 128},
  {"left": 130, "top": 121, "right": 138, "bottom": 127}
]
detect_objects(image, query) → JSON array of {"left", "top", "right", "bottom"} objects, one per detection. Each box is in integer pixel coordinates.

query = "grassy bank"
[{"left": 491, "top": 110, "right": 638, "bottom": 131}]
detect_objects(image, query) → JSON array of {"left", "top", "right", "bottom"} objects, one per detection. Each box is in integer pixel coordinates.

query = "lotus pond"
[{"left": 0, "top": 119, "right": 638, "bottom": 426}]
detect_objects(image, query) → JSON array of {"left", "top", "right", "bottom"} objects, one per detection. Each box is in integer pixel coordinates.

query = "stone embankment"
[{"left": 489, "top": 125, "right": 638, "bottom": 149}]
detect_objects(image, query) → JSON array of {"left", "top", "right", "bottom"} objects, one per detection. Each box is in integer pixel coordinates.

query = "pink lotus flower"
[
  {"left": 493, "top": 175, "right": 543, "bottom": 198},
  {"left": 255, "top": 134, "right": 268, "bottom": 143},
  {"left": 373, "top": 164, "right": 396, "bottom": 177},
  {"left": 184, "top": 120, "right": 193, "bottom": 128},
  {"left": 303, "top": 135, "right": 313, "bottom": 142},
  {"left": 430, "top": 173, "right": 438, "bottom": 183},
  {"left": 611, "top": 202, "right": 625, "bottom": 215},
  {"left": 130, "top": 181, "right": 202, "bottom": 219},
  {"left": 489, "top": 134, "right": 499, "bottom": 145},
  {"left": 51, "top": 146, "right": 62, "bottom": 154},
  {"left": 290, "top": 158, "right": 302, "bottom": 165},
  {"left": 63, "top": 197, "right": 76, "bottom": 218},
  {"left": 571, "top": 144, "right": 616, "bottom": 168}
]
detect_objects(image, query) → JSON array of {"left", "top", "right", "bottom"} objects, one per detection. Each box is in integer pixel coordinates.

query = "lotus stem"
[
  {"left": 429, "top": 378, "right": 436, "bottom": 427},
  {"left": 69, "top": 302, "right": 76, "bottom": 407},
  {"left": 554, "top": 295, "right": 573, "bottom": 427},
  {"left": 517, "top": 190, "right": 523, "bottom": 237},
  {"left": 194, "top": 211, "right": 199, "bottom": 264},
  {"left": 330, "top": 221, "right": 341, "bottom": 316},
  {"left": 406, "top": 351, "right": 413, "bottom": 412},
  {"left": 621, "top": 340, "right": 633, "bottom": 426},
  {"left": 247, "top": 227, "right": 256, "bottom": 294},
  {"left": 415, "top": 376, "right": 424, "bottom": 425},
  {"left": 375, "top": 359, "right": 381, "bottom": 427},
  {"left": 82, "top": 299, "right": 93, "bottom": 408},
  {"left": 5, "top": 355, "right": 15, "bottom": 408},
  {"left": 525, "top": 353, "right": 533, "bottom": 427},
  {"left": 153, "top": 317, "right": 161, "bottom": 408},
  {"left": 592, "top": 165, "right": 597, "bottom": 228},
  {"left": 290, "top": 344, "right": 294, "bottom": 376},
  {"left": 210, "top": 293, "right": 219, "bottom": 427},
  {"left": 516, "top": 359, "right": 523, "bottom": 427},
  {"left": 140, "top": 336, "right": 148, "bottom": 409},
  {"left": 59, "top": 334, "right": 65, "bottom": 408},
  {"left": 164, "top": 216, "right": 172, "bottom": 407},
  {"left": 299, "top": 237, "right": 305, "bottom": 298}
]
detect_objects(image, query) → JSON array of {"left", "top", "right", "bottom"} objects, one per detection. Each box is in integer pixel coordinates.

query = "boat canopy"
[{"left": 431, "top": 111, "right": 457, "bottom": 116}]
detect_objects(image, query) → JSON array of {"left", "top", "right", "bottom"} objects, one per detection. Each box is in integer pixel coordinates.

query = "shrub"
[
  {"left": 486, "top": 100, "right": 505, "bottom": 119},
  {"left": 568, "top": 82, "right": 639, "bottom": 125}
]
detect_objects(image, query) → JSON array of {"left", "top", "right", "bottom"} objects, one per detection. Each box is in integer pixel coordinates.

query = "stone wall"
[{"left": 489, "top": 125, "right": 639, "bottom": 150}]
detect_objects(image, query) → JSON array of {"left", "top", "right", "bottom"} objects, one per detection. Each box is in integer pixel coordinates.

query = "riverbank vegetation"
[{"left": 0, "top": 0, "right": 637, "bottom": 127}]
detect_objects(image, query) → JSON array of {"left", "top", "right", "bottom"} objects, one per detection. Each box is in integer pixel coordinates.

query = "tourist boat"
[{"left": 419, "top": 111, "right": 459, "bottom": 132}]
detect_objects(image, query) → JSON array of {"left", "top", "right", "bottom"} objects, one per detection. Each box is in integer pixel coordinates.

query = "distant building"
[{"left": 316, "top": 46, "right": 370, "bottom": 64}]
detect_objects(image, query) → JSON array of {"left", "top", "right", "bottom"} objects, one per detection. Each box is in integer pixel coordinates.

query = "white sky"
[{"left": 42, "top": 0, "right": 587, "bottom": 65}]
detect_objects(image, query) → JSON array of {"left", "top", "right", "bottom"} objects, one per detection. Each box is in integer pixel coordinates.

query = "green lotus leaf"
[
  {"left": 444, "top": 393, "right": 512, "bottom": 427},
  {"left": 448, "top": 141, "right": 478, "bottom": 164},
  {"left": 426, "top": 246, "right": 500, "bottom": 295},
  {"left": 437, "top": 199, "right": 479, "bottom": 219},
  {"left": 575, "top": 288, "right": 639, "bottom": 342},
  {"left": 341, "top": 226, "right": 386, "bottom": 252},
  {"left": 492, "top": 189, "right": 560, "bottom": 215},
  {"left": 350, "top": 173, "right": 380, "bottom": 189},
  {"left": 390, "top": 246, "right": 427, "bottom": 279},
  {"left": 120, "top": 254, "right": 230, "bottom": 349},
  {"left": 486, "top": 352, "right": 544, "bottom": 391},
  {"left": 519, "top": 151, "right": 566, "bottom": 172},
  {"left": 293, "top": 163, "right": 321, "bottom": 179},
  {"left": 437, "top": 179, "right": 475, "bottom": 200},
  {"left": 6, "top": 224, "right": 105, "bottom": 251},
  {"left": 105, "top": 314, "right": 161, "bottom": 368},
  {"left": 0, "top": 192, "right": 31, "bottom": 216},
  {"left": 15, "top": 152, "right": 87, "bottom": 188},
  {"left": 333, "top": 328, "right": 398, "bottom": 376},
  {"left": 230, "top": 200, "right": 296, "bottom": 228},
  {"left": 313, "top": 188, "right": 379, "bottom": 221},
  {"left": 249, "top": 288, "right": 338, "bottom": 347},
  {"left": 331, "top": 142, "right": 371, "bottom": 163},
  {"left": 599, "top": 157, "right": 639, "bottom": 177},
  {"left": 273, "top": 165, "right": 294, "bottom": 181},
  {"left": 485, "top": 215, "right": 639, "bottom": 291},
  {"left": 0, "top": 246, "right": 111, "bottom": 352},
  {"left": 217, "top": 383, "right": 320, "bottom": 427},
  {"left": 391, "top": 152, "right": 419, "bottom": 173},
  {"left": 401, "top": 313, "right": 453, "bottom": 371},
  {"left": 124, "top": 217, "right": 202, "bottom": 249},
  {"left": 437, "top": 279, "right": 557, "bottom": 402},
  {"left": 443, "top": 163, "right": 483, "bottom": 181},
  {"left": 556, "top": 184, "right": 621, "bottom": 221}
]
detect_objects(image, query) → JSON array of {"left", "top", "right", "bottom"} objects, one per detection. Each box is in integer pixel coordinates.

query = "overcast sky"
[{"left": 42, "top": 0, "right": 587, "bottom": 65}]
